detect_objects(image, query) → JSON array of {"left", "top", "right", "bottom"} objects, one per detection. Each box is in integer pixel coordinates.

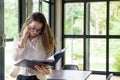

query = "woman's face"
[{"left": 28, "top": 21, "right": 43, "bottom": 37}]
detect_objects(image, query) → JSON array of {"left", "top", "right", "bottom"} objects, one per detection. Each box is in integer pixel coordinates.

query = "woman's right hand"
[
  {"left": 18, "top": 26, "right": 31, "bottom": 48},
  {"left": 22, "top": 26, "right": 31, "bottom": 39}
]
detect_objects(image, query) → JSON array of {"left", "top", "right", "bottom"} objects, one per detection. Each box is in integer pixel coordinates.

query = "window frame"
[{"left": 62, "top": 0, "right": 120, "bottom": 76}]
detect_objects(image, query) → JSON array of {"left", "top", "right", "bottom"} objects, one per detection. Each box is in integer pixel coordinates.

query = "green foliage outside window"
[
  {"left": 112, "top": 52, "right": 120, "bottom": 71},
  {"left": 5, "top": 0, "right": 18, "bottom": 39},
  {"left": 64, "top": 2, "right": 120, "bottom": 72}
]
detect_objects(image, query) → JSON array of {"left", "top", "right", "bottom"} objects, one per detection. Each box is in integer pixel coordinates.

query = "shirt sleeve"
[{"left": 12, "top": 35, "right": 25, "bottom": 61}]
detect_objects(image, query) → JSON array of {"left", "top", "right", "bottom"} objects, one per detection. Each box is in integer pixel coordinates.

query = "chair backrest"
[
  {"left": 62, "top": 64, "right": 79, "bottom": 70},
  {"left": 106, "top": 73, "right": 113, "bottom": 80}
]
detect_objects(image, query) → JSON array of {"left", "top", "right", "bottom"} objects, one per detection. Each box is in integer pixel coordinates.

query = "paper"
[{"left": 14, "top": 48, "right": 66, "bottom": 69}]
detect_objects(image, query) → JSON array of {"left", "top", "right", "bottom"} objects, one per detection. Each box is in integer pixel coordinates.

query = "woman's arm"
[
  {"left": 18, "top": 26, "right": 30, "bottom": 48},
  {"left": 12, "top": 25, "right": 30, "bottom": 61},
  {"left": 12, "top": 36, "right": 26, "bottom": 61}
]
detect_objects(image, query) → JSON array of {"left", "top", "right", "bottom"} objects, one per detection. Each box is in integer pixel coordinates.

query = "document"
[{"left": 14, "top": 48, "right": 66, "bottom": 69}]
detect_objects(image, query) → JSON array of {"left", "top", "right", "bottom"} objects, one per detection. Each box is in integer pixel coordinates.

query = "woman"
[{"left": 12, "top": 12, "right": 55, "bottom": 80}]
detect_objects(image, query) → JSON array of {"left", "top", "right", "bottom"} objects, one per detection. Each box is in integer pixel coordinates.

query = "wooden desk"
[{"left": 47, "top": 70, "right": 92, "bottom": 80}]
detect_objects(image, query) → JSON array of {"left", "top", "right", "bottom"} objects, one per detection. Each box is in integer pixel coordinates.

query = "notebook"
[{"left": 15, "top": 48, "right": 66, "bottom": 69}]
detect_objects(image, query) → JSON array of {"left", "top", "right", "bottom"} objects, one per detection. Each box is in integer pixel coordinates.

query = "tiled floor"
[{"left": 87, "top": 74, "right": 120, "bottom": 80}]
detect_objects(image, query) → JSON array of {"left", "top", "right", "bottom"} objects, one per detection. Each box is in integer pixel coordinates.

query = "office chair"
[
  {"left": 106, "top": 73, "right": 113, "bottom": 80},
  {"left": 62, "top": 64, "right": 79, "bottom": 70}
]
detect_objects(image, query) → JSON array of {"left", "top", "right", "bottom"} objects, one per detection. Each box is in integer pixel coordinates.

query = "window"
[
  {"left": 64, "top": 3, "right": 84, "bottom": 35},
  {"left": 5, "top": 0, "right": 18, "bottom": 80},
  {"left": 64, "top": 3, "right": 84, "bottom": 70},
  {"left": 5, "top": 0, "right": 18, "bottom": 39},
  {"left": 89, "top": 2, "right": 106, "bottom": 71},
  {"left": 33, "top": 0, "right": 51, "bottom": 25},
  {"left": 63, "top": 0, "right": 120, "bottom": 76}
]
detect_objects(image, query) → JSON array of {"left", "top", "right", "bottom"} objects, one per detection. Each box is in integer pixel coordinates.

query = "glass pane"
[
  {"left": 5, "top": 0, "right": 18, "bottom": 39},
  {"left": 109, "top": 2, "right": 120, "bottom": 35},
  {"left": 90, "top": 39, "right": 106, "bottom": 71},
  {"left": 5, "top": 41, "right": 15, "bottom": 80},
  {"left": 109, "top": 39, "right": 120, "bottom": 72},
  {"left": 33, "top": 0, "right": 49, "bottom": 23},
  {"left": 64, "top": 38, "right": 83, "bottom": 70},
  {"left": 42, "top": 2, "right": 49, "bottom": 23},
  {"left": 33, "top": 0, "right": 39, "bottom": 12},
  {"left": 64, "top": 3, "right": 84, "bottom": 35},
  {"left": 45, "top": 0, "right": 49, "bottom": 1},
  {"left": 90, "top": 2, "right": 106, "bottom": 35}
]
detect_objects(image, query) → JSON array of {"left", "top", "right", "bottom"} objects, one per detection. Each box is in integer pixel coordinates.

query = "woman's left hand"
[{"left": 34, "top": 65, "right": 51, "bottom": 75}]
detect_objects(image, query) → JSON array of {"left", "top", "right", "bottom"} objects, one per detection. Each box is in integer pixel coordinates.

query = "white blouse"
[{"left": 13, "top": 35, "right": 47, "bottom": 76}]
